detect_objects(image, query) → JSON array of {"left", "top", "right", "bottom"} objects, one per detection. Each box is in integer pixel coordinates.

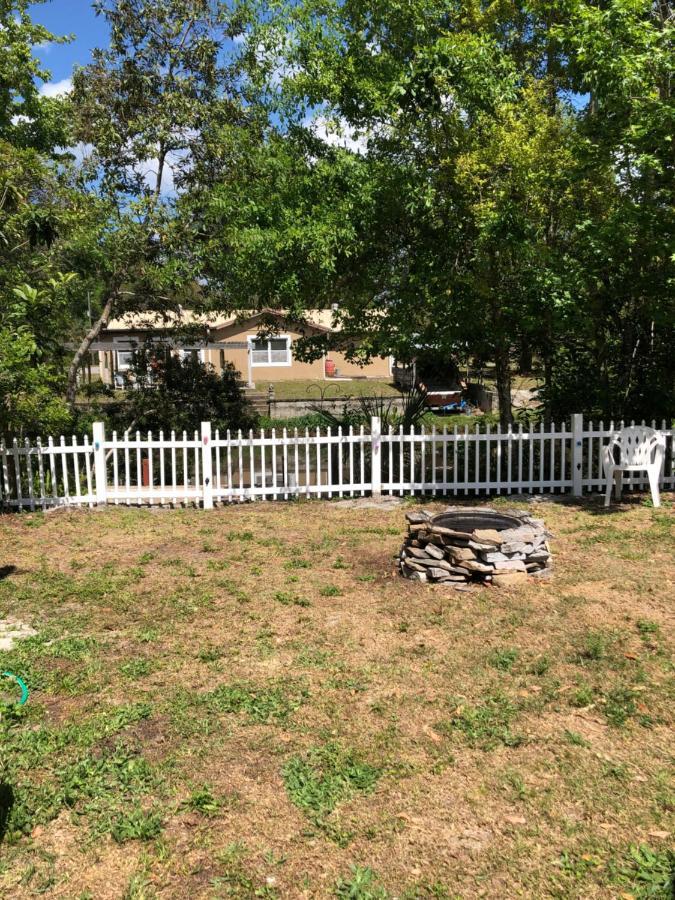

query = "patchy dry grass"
[{"left": 0, "top": 494, "right": 672, "bottom": 899}]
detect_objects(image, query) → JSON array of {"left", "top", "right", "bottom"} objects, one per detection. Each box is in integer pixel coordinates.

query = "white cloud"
[
  {"left": 134, "top": 147, "right": 193, "bottom": 196},
  {"left": 134, "top": 158, "right": 175, "bottom": 195},
  {"left": 251, "top": 36, "right": 300, "bottom": 89},
  {"left": 310, "top": 115, "right": 369, "bottom": 155},
  {"left": 69, "top": 142, "right": 95, "bottom": 165},
  {"left": 39, "top": 77, "right": 73, "bottom": 98}
]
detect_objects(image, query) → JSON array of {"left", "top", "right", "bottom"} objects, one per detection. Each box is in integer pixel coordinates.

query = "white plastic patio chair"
[{"left": 603, "top": 426, "right": 666, "bottom": 508}]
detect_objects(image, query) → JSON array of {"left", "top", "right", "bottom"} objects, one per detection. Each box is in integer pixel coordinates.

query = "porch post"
[{"left": 246, "top": 342, "right": 254, "bottom": 389}]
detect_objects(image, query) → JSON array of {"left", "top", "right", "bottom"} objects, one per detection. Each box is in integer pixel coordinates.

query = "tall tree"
[
  {"left": 0, "top": 1, "right": 80, "bottom": 435},
  {"left": 65, "top": 0, "right": 249, "bottom": 407},
  {"left": 544, "top": 0, "right": 675, "bottom": 419},
  {"left": 196, "top": 1, "right": 580, "bottom": 426},
  {"left": 197, "top": 0, "right": 673, "bottom": 423}
]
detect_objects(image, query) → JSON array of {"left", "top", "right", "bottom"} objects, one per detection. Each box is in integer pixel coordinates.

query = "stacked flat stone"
[{"left": 399, "top": 507, "right": 552, "bottom": 587}]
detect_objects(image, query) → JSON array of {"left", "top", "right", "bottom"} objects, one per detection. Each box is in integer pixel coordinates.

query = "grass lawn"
[
  {"left": 255, "top": 379, "right": 401, "bottom": 400},
  {"left": 0, "top": 497, "right": 673, "bottom": 898}
]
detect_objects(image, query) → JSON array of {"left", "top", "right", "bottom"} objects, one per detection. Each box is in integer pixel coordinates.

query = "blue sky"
[{"left": 30, "top": 1, "right": 109, "bottom": 93}]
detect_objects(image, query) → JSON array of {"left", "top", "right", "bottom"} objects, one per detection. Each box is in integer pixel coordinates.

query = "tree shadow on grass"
[
  {"left": 0, "top": 782, "right": 14, "bottom": 844},
  {"left": 584, "top": 492, "right": 671, "bottom": 517}
]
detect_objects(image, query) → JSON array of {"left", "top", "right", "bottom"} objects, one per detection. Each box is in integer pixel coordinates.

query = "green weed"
[
  {"left": 210, "top": 841, "right": 279, "bottom": 896},
  {"left": 183, "top": 785, "right": 221, "bottom": 817},
  {"left": 576, "top": 630, "right": 613, "bottom": 663},
  {"left": 563, "top": 730, "right": 590, "bottom": 748},
  {"left": 137, "top": 628, "right": 159, "bottom": 643},
  {"left": 502, "top": 769, "right": 528, "bottom": 801},
  {"left": 284, "top": 557, "right": 312, "bottom": 570},
  {"left": 570, "top": 683, "right": 595, "bottom": 708},
  {"left": 528, "top": 655, "right": 551, "bottom": 676},
  {"left": 119, "top": 659, "right": 153, "bottom": 679},
  {"left": 201, "top": 680, "right": 308, "bottom": 724},
  {"left": 613, "top": 844, "right": 674, "bottom": 898},
  {"left": 653, "top": 771, "right": 674, "bottom": 813},
  {"left": 122, "top": 873, "right": 158, "bottom": 900},
  {"left": 558, "top": 849, "right": 602, "bottom": 879},
  {"left": 110, "top": 805, "right": 163, "bottom": 843},
  {"left": 603, "top": 685, "right": 638, "bottom": 727},
  {"left": 45, "top": 636, "right": 99, "bottom": 660},
  {"left": 335, "top": 865, "right": 388, "bottom": 899},
  {"left": 488, "top": 648, "right": 519, "bottom": 672},
  {"left": 227, "top": 531, "right": 254, "bottom": 542},
  {"left": 0, "top": 698, "right": 155, "bottom": 840},
  {"left": 283, "top": 742, "right": 380, "bottom": 834},
  {"left": 438, "top": 694, "right": 523, "bottom": 750},
  {"left": 636, "top": 620, "right": 660, "bottom": 640},
  {"left": 275, "top": 591, "right": 311, "bottom": 607},
  {"left": 602, "top": 761, "right": 629, "bottom": 780},
  {"left": 295, "top": 646, "right": 333, "bottom": 668},
  {"left": 197, "top": 645, "right": 223, "bottom": 663}
]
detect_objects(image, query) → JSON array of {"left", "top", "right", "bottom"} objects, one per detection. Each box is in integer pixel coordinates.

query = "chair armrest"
[
  {"left": 602, "top": 443, "right": 618, "bottom": 473},
  {"left": 652, "top": 441, "right": 665, "bottom": 470}
]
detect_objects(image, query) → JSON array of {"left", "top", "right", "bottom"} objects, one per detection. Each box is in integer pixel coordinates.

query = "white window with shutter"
[{"left": 248, "top": 335, "right": 291, "bottom": 367}]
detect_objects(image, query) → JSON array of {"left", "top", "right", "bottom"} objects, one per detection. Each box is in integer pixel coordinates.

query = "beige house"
[{"left": 94, "top": 308, "right": 392, "bottom": 387}]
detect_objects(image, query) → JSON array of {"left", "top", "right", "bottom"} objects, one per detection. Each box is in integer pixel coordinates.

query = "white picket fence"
[{"left": 1, "top": 416, "right": 673, "bottom": 511}]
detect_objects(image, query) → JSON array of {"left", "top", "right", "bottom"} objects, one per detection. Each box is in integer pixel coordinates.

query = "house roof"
[{"left": 104, "top": 308, "right": 337, "bottom": 334}]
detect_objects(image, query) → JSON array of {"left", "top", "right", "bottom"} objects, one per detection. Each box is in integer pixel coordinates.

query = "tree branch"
[{"left": 66, "top": 289, "right": 119, "bottom": 409}]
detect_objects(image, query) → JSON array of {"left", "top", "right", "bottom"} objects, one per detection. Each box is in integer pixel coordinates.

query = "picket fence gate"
[{"left": 1, "top": 416, "right": 673, "bottom": 511}]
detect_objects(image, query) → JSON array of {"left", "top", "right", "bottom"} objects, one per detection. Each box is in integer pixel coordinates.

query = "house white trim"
[
  {"left": 247, "top": 334, "right": 292, "bottom": 367},
  {"left": 115, "top": 349, "right": 134, "bottom": 371}
]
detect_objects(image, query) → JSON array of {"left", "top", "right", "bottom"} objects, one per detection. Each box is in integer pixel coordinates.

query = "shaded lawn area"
[{"left": 0, "top": 496, "right": 672, "bottom": 899}]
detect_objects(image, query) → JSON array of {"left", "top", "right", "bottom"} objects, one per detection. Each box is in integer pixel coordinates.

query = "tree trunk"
[
  {"left": 66, "top": 292, "right": 117, "bottom": 409},
  {"left": 543, "top": 351, "right": 553, "bottom": 418},
  {"left": 494, "top": 341, "right": 513, "bottom": 428},
  {"left": 518, "top": 340, "right": 533, "bottom": 375}
]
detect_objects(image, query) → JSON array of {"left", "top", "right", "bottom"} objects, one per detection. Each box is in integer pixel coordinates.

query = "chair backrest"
[{"left": 609, "top": 426, "right": 665, "bottom": 466}]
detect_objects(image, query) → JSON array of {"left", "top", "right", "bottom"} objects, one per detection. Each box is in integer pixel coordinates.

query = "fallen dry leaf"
[
  {"left": 424, "top": 726, "right": 442, "bottom": 744},
  {"left": 504, "top": 815, "right": 527, "bottom": 826}
]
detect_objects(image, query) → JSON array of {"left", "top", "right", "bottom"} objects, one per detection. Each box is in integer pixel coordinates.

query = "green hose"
[{"left": 1, "top": 672, "right": 29, "bottom": 706}]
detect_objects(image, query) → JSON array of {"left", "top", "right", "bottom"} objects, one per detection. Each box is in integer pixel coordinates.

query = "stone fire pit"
[{"left": 399, "top": 507, "right": 552, "bottom": 587}]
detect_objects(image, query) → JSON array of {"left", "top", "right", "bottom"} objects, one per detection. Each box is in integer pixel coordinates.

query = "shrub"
[{"left": 111, "top": 344, "right": 257, "bottom": 434}]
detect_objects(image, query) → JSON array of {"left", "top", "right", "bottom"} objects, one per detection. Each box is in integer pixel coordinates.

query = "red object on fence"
[
  {"left": 142, "top": 458, "right": 150, "bottom": 487},
  {"left": 325, "top": 358, "right": 336, "bottom": 377}
]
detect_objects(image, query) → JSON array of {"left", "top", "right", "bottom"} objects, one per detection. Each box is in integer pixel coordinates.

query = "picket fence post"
[
  {"left": 371, "top": 416, "right": 382, "bottom": 498},
  {"left": 572, "top": 413, "right": 584, "bottom": 497},
  {"left": 92, "top": 421, "right": 108, "bottom": 505},
  {"left": 201, "top": 421, "right": 214, "bottom": 509}
]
